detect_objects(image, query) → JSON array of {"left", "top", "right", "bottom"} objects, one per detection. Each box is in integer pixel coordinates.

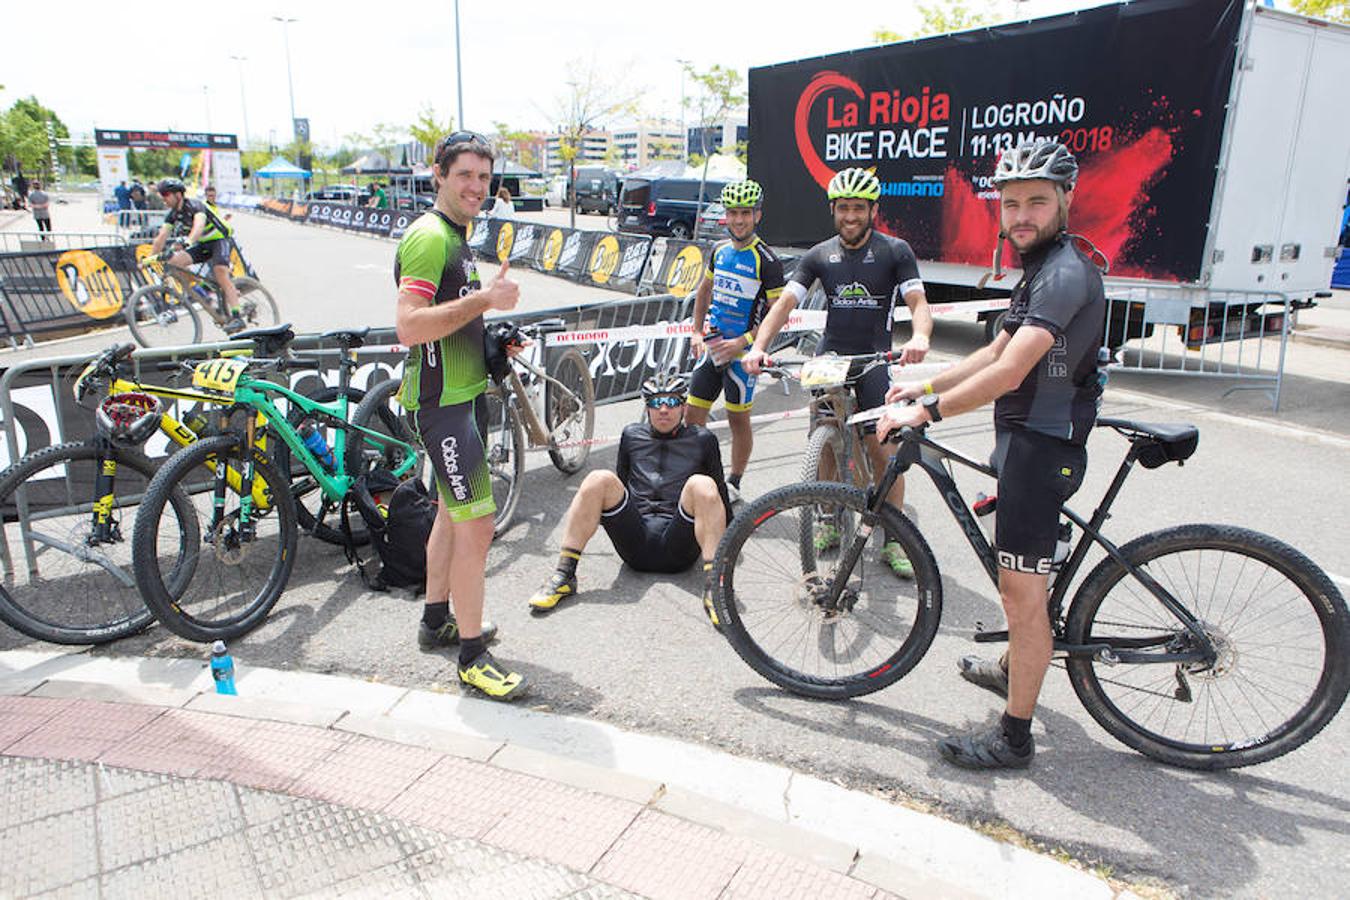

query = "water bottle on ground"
[
  {"left": 210, "top": 640, "right": 237, "bottom": 695},
  {"left": 298, "top": 421, "right": 336, "bottom": 470}
]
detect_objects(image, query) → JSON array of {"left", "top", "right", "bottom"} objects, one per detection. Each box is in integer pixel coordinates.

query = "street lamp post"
[
  {"left": 454, "top": 0, "right": 465, "bottom": 129},
  {"left": 229, "top": 55, "right": 251, "bottom": 149},
  {"left": 272, "top": 16, "right": 299, "bottom": 137},
  {"left": 676, "top": 58, "right": 691, "bottom": 163},
  {"left": 203, "top": 85, "right": 212, "bottom": 131}
]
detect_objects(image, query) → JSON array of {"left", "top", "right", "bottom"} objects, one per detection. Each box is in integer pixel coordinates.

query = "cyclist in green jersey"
[{"left": 395, "top": 131, "right": 525, "bottom": 701}]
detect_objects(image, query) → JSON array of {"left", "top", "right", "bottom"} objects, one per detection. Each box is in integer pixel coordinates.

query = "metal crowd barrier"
[
  {"left": 0, "top": 232, "right": 130, "bottom": 254},
  {"left": 108, "top": 209, "right": 168, "bottom": 239},
  {"left": 1101, "top": 284, "right": 1292, "bottom": 410}
]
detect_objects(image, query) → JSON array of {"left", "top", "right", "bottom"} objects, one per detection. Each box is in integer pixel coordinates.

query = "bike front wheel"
[
  {"left": 1065, "top": 523, "right": 1350, "bottom": 769},
  {"left": 125, "top": 283, "right": 202, "bottom": 349},
  {"left": 0, "top": 442, "right": 197, "bottom": 644},
  {"left": 132, "top": 433, "right": 298, "bottom": 642},
  {"left": 545, "top": 347, "right": 595, "bottom": 474},
  {"left": 712, "top": 481, "right": 943, "bottom": 699},
  {"left": 481, "top": 388, "right": 526, "bottom": 537}
]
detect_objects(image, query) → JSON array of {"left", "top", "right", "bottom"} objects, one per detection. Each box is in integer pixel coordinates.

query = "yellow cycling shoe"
[
  {"left": 528, "top": 571, "right": 577, "bottom": 613},
  {"left": 458, "top": 650, "right": 528, "bottom": 701}
]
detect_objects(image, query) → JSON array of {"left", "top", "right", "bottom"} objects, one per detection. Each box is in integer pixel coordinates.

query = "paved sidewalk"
[{"left": 0, "top": 650, "right": 1132, "bottom": 900}]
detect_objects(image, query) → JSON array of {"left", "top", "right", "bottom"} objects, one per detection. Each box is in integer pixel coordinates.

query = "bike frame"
[{"left": 838, "top": 428, "right": 1219, "bottom": 666}]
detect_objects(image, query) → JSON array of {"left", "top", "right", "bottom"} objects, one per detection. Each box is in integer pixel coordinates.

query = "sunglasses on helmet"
[{"left": 645, "top": 395, "right": 685, "bottom": 409}]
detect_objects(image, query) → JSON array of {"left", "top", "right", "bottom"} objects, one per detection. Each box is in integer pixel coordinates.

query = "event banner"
[
  {"left": 748, "top": 0, "right": 1241, "bottom": 281},
  {"left": 305, "top": 202, "right": 414, "bottom": 239},
  {"left": 578, "top": 233, "right": 652, "bottom": 291},
  {"left": 645, "top": 240, "right": 708, "bottom": 297}
]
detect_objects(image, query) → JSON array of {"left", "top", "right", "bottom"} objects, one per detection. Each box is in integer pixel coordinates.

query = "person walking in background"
[
  {"left": 489, "top": 186, "right": 514, "bottom": 218},
  {"left": 29, "top": 181, "right": 52, "bottom": 233}
]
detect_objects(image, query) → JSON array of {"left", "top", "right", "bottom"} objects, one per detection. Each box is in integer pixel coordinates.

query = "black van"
[
  {"left": 571, "top": 167, "right": 620, "bottom": 214},
  {"left": 617, "top": 177, "right": 729, "bottom": 239}
]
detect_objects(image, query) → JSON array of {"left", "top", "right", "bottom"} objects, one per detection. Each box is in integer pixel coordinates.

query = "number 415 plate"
[{"left": 192, "top": 358, "right": 249, "bottom": 393}]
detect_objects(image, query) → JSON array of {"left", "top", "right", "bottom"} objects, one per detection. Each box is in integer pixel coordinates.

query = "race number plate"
[
  {"left": 799, "top": 355, "right": 851, "bottom": 389},
  {"left": 192, "top": 358, "right": 249, "bottom": 393}
]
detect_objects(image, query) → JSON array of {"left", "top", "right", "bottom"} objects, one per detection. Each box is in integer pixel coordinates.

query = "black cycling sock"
[
  {"left": 727, "top": 473, "right": 742, "bottom": 490},
  {"left": 421, "top": 601, "right": 449, "bottom": 629},
  {"left": 459, "top": 636, "right": 485, "bottom": 667},
  {"left": 557, "top": 547, "right": 582, "bottom": 580},
  {"left": 1001, "top": 712, "right": 1033, "bottom": 750}
]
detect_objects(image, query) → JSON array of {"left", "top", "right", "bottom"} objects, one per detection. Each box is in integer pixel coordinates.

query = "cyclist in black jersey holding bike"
[
  {"left": 151, "top": 178, "right": 245, "bottom": 333},
  {"left": 744, "top": 166, "right": 933, "bottom": 578},
  {"left": 527, "top": 372, "right": 734, "bottom": 629},
  {"left": 877, "top": 140, "right": 1106, "bottom": 770}
]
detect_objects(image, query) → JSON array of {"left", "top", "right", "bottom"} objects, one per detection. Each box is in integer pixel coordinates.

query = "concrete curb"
[{"left": 0, "top": 648, "right": 1132, "bottom": 899}]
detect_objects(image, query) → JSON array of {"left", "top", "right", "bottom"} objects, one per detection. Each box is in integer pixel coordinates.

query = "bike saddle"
[
  {"left": 1098, "top": 417, "right": 1199, "bottom": 467},
  {"left": 233, "top": 323, "right": 296, "bottom": 355},
  {"left": 322, "top": 327, "right": 370, "bottom": 348}
]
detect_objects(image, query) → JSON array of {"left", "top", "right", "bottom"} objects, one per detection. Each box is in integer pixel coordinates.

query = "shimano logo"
[{"left": 440, "top": 436, "right": 469, "bottom": 501}]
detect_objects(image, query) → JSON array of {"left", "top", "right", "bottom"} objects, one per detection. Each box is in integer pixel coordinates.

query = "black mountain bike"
[{"left": 710, "top": 417, "right": 1349, "bottom": 769}]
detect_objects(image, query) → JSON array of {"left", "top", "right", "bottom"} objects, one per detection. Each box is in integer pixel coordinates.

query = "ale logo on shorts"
[
  {"left": 666, "top": 245, "right": 705, "bottom": 296},
  {"left": 55, "top": 250, "right": 123, "bottom": 319},
  {"left": 588, "top": 235, "right": 620, "bottom": 284},
  {"left": 540, "top": 229, "right": 565, "bottom": 271},
  {"left": 496, "top": 222, "right": 515, "bottom": 262}
]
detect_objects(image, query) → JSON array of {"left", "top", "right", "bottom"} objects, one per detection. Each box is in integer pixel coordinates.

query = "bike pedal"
[{"left": 973, "top": 629, "right": 1009, "bottom": 643}]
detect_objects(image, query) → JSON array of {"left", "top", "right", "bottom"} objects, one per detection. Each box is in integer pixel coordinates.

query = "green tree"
[
  {"left": 0, "top": 96, "right": 71, "bottom": 178},
  {"left": 682, "top": 62, "right": 746, "bottom": 226},
  {"left": 410, "top": 105, "right": 454, "bottom": 154},
  {"left": 874, "top": 0, "right": 1003, "bottom": 42},
  {"left": 544, "top": 60, "right": 642, "bottom": 227},
  {"left": 1290, "top": 0, "right": 1349, "bottom": 22}
]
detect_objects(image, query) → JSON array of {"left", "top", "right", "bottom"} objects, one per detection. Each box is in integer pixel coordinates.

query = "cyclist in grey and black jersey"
[
  {"left": 744, "top": 167, "right": 933, "bottom": 577},
  {"left": 877, "top": 139, "right": 1106, "bottom": 771}
]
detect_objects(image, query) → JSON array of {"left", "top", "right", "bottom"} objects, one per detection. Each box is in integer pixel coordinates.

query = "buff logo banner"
[
  {"left": 647, "top": 240, "right": 708, "bottom": 297},
  {"left": 748, "top": 0, "right": 1241, "bottom": 281},
  {"left": 581, "top": 233, "right": 652, "bottom": 291},
  {"left": 0, "top": 244, "right": 145, "bottom": 339},
  {"left": 508, "top": 224, "right": 540, "bottom": 264},
  {"left": 258, "top": 198, "right": 294, "bottom": 218}
]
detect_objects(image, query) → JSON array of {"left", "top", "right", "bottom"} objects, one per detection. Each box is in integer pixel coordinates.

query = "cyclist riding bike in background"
[
  {"left": 685, "top": 179, "right": 785, "bottom": 502},
  {"left": 150, "top": 178, "right": 244, "bottom": 334},
  {"left": 527, "top": 372, "right": 734, "bottom": 629},
  {"left": 877, "top": 139, "right": 1107, "bottom": 771},
  {"left": 744, "top": 166, "right": 933, "bottom": 577}
]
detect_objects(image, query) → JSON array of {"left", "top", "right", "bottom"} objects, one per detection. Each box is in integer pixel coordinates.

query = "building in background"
[
  {"left": 544, "top": 129, "right": 611, "bottom": 173},
  {"left": 687, "top": 115, "right": 749, "bottom": 158},
  {"left": 611, "top": 120, "right": 685, "bottom": 170}
]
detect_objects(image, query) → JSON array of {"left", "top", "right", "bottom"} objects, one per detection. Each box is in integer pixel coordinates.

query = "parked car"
[
  {"left": 572, "top": 166, "right": 621, "bottom": 215},
  {"left": 304, "top": 184, "right": 361, "bottom": 204},
  {"left": 617, "top": 177, "right": 729, "bottom": 240},
  {"left": 545, "top": 174, "right": 569, "bottom": 208},
  {"left": 696, "top": 202, "right": 727, "bottom": 241},
  {"left": 388, "top": 191, "right": 434, "bottom": 211}
]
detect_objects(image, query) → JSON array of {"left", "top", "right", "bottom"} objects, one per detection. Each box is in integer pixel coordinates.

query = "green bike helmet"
[
  {"left": 826, "top": 167, "right": 881, "bottom": 201},
  {"left": 719, "top": 180, "right": 763, "bottom": 209}
]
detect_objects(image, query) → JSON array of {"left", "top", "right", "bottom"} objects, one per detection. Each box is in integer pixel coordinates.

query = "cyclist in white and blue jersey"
[{"left": 686, "top": 180, "right": 785, "bottom": 499}]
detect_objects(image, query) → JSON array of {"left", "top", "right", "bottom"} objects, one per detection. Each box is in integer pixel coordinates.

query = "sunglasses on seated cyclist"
[
  {"left": 435, "top": 131, "right": 490, "bottom": 161},
  {"left": 645, "top": 395, "right": 685, "bottom": 409}
]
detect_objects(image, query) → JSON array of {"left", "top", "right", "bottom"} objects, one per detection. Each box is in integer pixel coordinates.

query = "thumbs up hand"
[{"left": 483, "top": 259, "right": 519, "bottom": 311}]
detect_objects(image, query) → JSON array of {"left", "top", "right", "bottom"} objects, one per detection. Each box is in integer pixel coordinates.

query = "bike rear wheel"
[
  {"left": 712, "top": 481, "right": 943, "bottom": 699},
  {"left": 132, "top": 433, "right": 297, "bottom": 642},
  {"left": 1065, "top": 523, "right": 1350, "bottom": 769},
  {"left": 482, "top": 387, "right": 526, "bottom": 537},
  {"left": 125, "top": 284, "right": 202, "bottom": 349},
  {"left": 545, "top": 347, "right": 595, "bottom": 474},
  {"left": 233, "top": 277, "right": 280, "bottom": 329},
  {"left": 0, "top": 442, "right": 197, "bottom": 644}
]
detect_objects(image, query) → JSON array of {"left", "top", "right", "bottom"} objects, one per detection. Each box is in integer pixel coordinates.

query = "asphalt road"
[{"left": 4, "top": 197, "right": 1350, "bottom": 897}]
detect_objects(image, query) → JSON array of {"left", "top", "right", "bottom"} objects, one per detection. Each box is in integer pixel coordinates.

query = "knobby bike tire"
[
  {"left": 233, "top": 277, "right": 280, "bottom": 329},
  {"left": 798, "top": 423, "right": 850, "bottom": 575},
  {"left": 545, "top": 347, "right": 596, "bottom": 474},
  {"left": 481, "top": 388, "right": 527, "bottom": 537},
  {"left": 1064, "top": 523, "right": 1350, "bottom": 769},
  {"left": 0, "top": 442, "right": 197, "bottom": 644},
  {"left": 124, "top": 283, "right": 202, "bottom": 349},
  {"left": 132, "top": 433, "right": 298, "bottom": 643},
  {"left": 712, "top": 481, "right": 943, "bottom": 699},
  {"left": 277, "top": 384, "right": 367, "bottom": 547}
]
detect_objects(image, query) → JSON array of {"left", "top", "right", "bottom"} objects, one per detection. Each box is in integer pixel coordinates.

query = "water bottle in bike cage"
[
  {"left": 298, "top": 421, "right": 336, "bottom": 471},
  {"left": 192, "top": 284, "right": 213, "bottom": 301},
  {"left": 974, "top": 492, "right": 997, "bottom": 546},
  {"left": 1053, "top": 522, "right": 1072, "bottom": 568},
  {"left": 185, "top": 414, "right": 209, "bottom": 436}
]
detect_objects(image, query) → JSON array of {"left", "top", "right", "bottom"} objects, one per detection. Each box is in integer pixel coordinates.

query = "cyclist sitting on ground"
[
  {"left": 743, "top": 166, "right": 933, "bottom": 578},
  {"left": 150, "top": 178, "right": 244, "bottom": 333},
  {"left": 685, "top": 179, "right": 785, "bottom": 503},
  {"left": 395, "top": 131, "right": 522, "bottom": 701},
  {"left": 877, "top": 139, "right": 1106, "bottom": 770},
  {"left": 528, "top": 372, "right": 734, "bottom": 629}
]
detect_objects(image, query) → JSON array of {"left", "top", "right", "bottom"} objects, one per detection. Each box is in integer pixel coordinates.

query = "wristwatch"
[{"left": 920, "top": 393, "right": 942, "bottom": 422}]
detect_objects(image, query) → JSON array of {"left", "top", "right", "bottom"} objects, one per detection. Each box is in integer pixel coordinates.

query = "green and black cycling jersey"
[
  {"left": 163, "top": 198, "right": 232, "bottom": 242},
  {"left": 787, "top": 231, "right": 924, "bottom": 355},
  {"left": 994, "top": 233, "right": 1106, "bottom": 446},
  {"left": 395, "top": 210, "right": 487, "bottom": 411}
]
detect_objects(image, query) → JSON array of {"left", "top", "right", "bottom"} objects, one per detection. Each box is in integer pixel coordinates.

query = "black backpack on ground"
[{"left": 343, "top": 467, "right": 435, "bottom": 593}]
